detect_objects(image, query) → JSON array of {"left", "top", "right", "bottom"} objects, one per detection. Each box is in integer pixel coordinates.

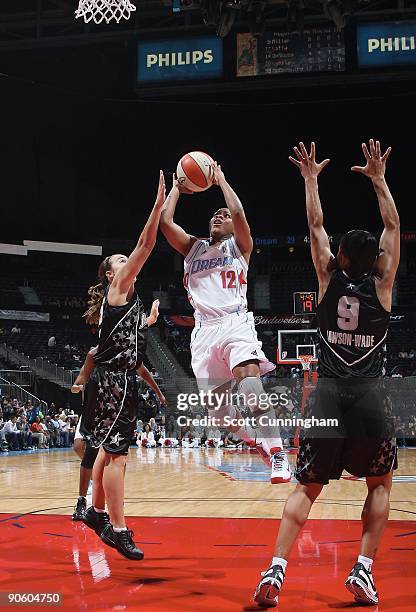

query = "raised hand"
[
  {"left": 212, "top": 161, "right": 225, "bottom": 186},
  {"left": 155, "top": 170, "right": 166, "bottom": 208},
  {"left": 147, "top": 299, "right": 160, "bottom": 326},
  {"left": 173, "top": 172, "right": 194, "bottom": 195},
  {"left": 289, "top": 142, "right": 330, "bottom": 179},
  {"left": 351, "top": 139, "right": 391, "bottom": 180}
]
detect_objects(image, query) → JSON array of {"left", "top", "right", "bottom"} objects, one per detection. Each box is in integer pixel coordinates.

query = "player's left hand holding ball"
[{"left": 173, "top": 173, "right": 194, "bottom": 195}]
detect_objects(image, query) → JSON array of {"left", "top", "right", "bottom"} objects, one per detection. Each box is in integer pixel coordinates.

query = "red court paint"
[{"left": 0, "top": 514, "right": 414, "bottom": 611}]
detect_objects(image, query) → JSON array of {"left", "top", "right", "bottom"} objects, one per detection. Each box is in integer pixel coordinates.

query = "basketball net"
[
  {"left": 75, "top": 0, "right": 136, "bottom": 24},
  {"left": 294, "top": 355, "right": 318, "bottom": 449}
]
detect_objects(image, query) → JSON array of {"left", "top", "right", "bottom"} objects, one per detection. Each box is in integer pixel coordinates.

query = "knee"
[
  {"left": 73, "top": 438, "right": 85, "bottom": 456},
  {"left": 104, "top": 452, "right": 127, "bottom": 469}
]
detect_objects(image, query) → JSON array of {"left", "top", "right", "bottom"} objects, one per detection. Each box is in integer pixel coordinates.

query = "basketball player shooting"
[
  {"left": 254, "top": 140, "right": 400, "bottom": 607},
  {"left": 160, "top": 162, "right": 291, "bottom": 483}
]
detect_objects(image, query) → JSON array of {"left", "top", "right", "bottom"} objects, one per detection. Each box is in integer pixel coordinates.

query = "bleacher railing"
[
  {"left": 0, "top": 372, "right": 47, "bottom": 411},
  {"left": 0, "top": 343, "right": 79, "bottom": 388}
]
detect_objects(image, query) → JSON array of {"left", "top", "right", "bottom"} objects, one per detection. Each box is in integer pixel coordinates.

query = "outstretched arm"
[
  {"left": 137, "top": 364, "right": 166, "bottom": 406},
  {"left": 110, "top": 171, "right": 166, "bottom": 301},
  {"left": 159, "top": 175, "right": 197, "bottom": 257},
  {"left": 289, "top": 142, "right": 333, "bottom": 297},
  {"left": 212, "top": 162, "right": 253, "bottom": 262},
  {"left": 352, "top": 139, "right": 400, "bottom": 288},
  {"left": 71, "top": 346, "right": 98, "bottom": 393}
]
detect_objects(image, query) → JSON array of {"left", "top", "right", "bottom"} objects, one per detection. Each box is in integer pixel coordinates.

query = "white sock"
[
  {"left": 113, "top": 526, "right": 128, "bottom": 532},
  {"left": 358, "top": 555, "right": 373, "bottom": 572},
  {"left": 258, "top": 436, "right": 283, "bottom": 455},
  {"left": 238, "top": 377, "right": 283, "bottom": 454},
  {"left": 271, "top": 556, "right": 287, "bottom": 571},
  {"left": 93, "top": 506, "right": 106, "bottom": 513}
]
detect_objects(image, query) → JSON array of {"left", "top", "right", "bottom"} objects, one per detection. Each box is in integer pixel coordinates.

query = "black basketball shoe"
[
  {"left": 82, "top": 506, "right": 113, "bottom": 545},
  {"left": 253, "top": 564, "right": 286, "bottom": 608},
  {"left": 345, "top": 562, "right": 378, "bottom": 605},
  {"left": 101, "top": 525, "right": 144, "bottom": 560},
  {"left": 72, "top": 497, "right": 87, "bottom": 521}
]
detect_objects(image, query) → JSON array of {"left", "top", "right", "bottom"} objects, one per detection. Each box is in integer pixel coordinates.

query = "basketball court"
[{"left": 0, "top": 1, "right": 415, "bottom": 611}]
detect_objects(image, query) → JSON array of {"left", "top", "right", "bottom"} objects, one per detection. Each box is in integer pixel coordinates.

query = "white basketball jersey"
[{"left": 184, "top": 237, "right": 248, "bottom": 322}]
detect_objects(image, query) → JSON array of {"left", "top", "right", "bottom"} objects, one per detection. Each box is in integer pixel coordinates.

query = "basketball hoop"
[
  {"left": 75, "top": 0, "right": 136, "bottom": 25},
  {"left": 298, "top": 354, "right": 314, "bottom": 372}
]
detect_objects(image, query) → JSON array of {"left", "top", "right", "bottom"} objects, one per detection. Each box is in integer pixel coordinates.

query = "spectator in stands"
[
  {"left": 51, "top": 414, "right": 61, "bottom": 445},
  {"left": 17, "top": 415, "right": 32, "bottom": 449},
  {"left": 44, "top": 415, "right": 59, "bottom": 447},
  {"left": 165, "top": 415, "right": 180, "bottom": 440},
  {"left": 39, "top": 418, "right": 52, "bottom": 447},
  {"left": 2, "top": 399, "right": 14, "bottom": 421},
  {"left": 135, "top": 419, "right": 144, "bottom": 442},
  {"left": 28, "top": 402, "right": 44, "bottom": 424},
  {"left": 139, "top": 423, "right": 156, "bottom": 448},
  {"left": 3, "top": 416, "right": 22, "bottom": 450},
  {"left": 205, "top": 428, "right": 223, "bottom": 448},
  {"left": 224, "top": 431, "right": 243, "bottom": 448},
  {"left": 149, "top": 417, "right": 160, "bottom": 440},
  {"left": 11, "top": 325, "right": 21, "bottom": 334},
  {"left": 58, "top": 415, "right": 71, "bottom": 447},
  {"left": 30, "top": 417, "right": 47, "bottom": 448},
  {"left": 182, "top": 424, "right": 200, "bottom": 448},
  {"left": 48, "top": 335, "right": 56, "bottom": 348}
]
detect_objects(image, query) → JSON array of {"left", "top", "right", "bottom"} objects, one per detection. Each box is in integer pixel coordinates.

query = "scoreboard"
[
  {"left": 293, "top": 291, "right": 317, "bottom": 315},
  {"left": 237, "top": 28, "right": 345, "bottom": 77}
]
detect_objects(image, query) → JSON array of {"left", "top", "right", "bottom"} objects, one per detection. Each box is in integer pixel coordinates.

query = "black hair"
[{"left": 339, "top": 230, "right": 378, "bottom": 278}]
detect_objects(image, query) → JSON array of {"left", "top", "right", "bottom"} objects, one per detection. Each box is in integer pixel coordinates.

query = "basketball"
[{"left": 176, "top": 151, "right": 214, "bottom": 192}]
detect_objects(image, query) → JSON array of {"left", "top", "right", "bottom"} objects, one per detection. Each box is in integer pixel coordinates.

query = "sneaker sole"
[
  {"left": 254, "top": 584, "right": 279, "bottom": 608},
  {"left": 345, "top": 578, "right": 378, "bottom": 605},
  {"left": 270, "top": 476, "right": 292, "bottom": 484},
  {"left": 111, "top": 540, "right": 144, "bottom": 561}
]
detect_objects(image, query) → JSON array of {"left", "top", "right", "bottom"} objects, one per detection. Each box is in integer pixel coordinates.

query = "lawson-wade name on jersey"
[
  {"left": 190, "top": 255, "right": 233, "bottom": 273},
  {"left": 327, "top": 330, "right": 375, "bottom": 348}
]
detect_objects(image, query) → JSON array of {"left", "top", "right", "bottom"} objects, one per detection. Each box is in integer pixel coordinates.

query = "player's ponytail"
[{"left": 83, "top": 256, "right": 112, "bottom": 325}]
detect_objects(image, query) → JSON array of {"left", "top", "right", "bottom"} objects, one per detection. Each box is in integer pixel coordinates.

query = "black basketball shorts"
[{"left": 295, "top": 378, "right": 398, "bottom": 485}]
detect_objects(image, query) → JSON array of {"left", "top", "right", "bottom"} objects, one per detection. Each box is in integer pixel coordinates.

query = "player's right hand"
[{"left": 289, "top": 142, "right": 330, "bottom": 179}]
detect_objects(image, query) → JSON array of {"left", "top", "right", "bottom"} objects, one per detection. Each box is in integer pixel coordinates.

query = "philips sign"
[
  {"left": 137, "top": 37, "right": 223, "bottom": 82},
  {"left": 357, "top": 21, "right": 416, "bottom": 67}
]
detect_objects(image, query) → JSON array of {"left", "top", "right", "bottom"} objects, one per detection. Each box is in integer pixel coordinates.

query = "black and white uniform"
[
  {"left": 184, "top": 237, "right": 274, "bottom": 390},
  {"left": 295, "top": 270, "right": 397, "bottom": 485},
  {"left": 80, "top": 289, "right": 147, "bottom": 456}
]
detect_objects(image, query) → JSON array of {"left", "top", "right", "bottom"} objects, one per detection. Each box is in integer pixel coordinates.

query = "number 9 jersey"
[
  {"left": 184, "top": 237, "right": 248, "bottom": 323},
  {"left": 317, "top": 269, "right": 390, "bottom": 378}
]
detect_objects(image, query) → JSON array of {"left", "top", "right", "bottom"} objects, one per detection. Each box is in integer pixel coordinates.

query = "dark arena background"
[{"left": 0, "top": 2, "right": 415, "bottom": 611}]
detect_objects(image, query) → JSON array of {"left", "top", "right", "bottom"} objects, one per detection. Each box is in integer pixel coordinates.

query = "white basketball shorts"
[
  {"left": 190, "top": 311, "right": 275, "bottom": 391},
  {"left": 74, "top": 416, "right": 83, "bottom": 441}
]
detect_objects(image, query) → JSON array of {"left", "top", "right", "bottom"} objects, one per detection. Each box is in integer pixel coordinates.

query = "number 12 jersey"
[{"left": 184, "top": 237, "right": 248, "bottom": 323}]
